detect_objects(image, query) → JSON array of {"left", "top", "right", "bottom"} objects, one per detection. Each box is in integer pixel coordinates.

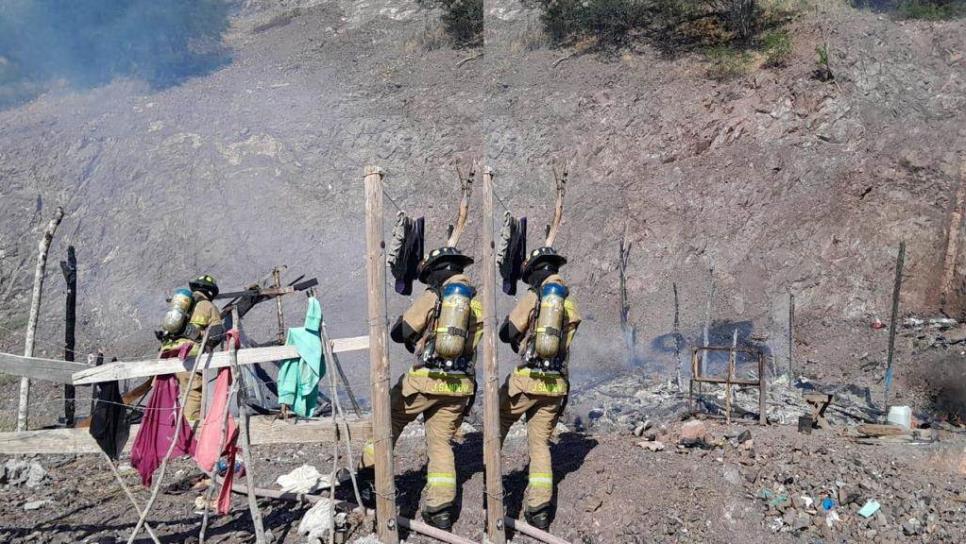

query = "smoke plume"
[{"left": 0, "top": 0, "right": 231, "bottom": 108}]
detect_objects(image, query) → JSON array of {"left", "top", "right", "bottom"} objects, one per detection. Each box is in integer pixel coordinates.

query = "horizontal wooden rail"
[
  {"left": 0, "top": 414, "right": 371, "bottom": 455},
  {"left": 0, "top": 337, "right": 369, "bottom": 387},
  {"left": 71, "top": 336, "right": 369, "bottom": 385},
  {"left": 0, "top": 352, "right": 88, "bottom": 384}
]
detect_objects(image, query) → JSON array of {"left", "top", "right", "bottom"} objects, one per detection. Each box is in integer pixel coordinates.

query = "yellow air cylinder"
[
  {"left": 434, "top": 282, "right": 474, "bottom": 360},
  {"left": 534, "top": 282, "right": 568, "bottom": 360},
  {"left": 160, "top": 288, "right": 193, "bottom": 336}
]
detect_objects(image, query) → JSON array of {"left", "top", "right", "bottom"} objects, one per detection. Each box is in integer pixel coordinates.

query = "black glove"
[{"left": 499, "top": 317, "right": 523, "bottom": 353}]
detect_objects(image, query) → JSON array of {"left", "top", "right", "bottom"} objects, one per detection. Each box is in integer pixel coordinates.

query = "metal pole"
[
  {"left": 883, "top": 241, "right": 905, "bottom": 414},
  {"left": 481, "top": 167, "right": 507, "bottom": 543},
  {"left": 363, "top": 165, "right": 398, "bottom": 543}
]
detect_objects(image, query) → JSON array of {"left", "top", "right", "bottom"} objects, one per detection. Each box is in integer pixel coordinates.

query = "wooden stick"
[
  {"left": 18, "top": 206, "right": 64, "bottom": 431},
  {"left": 61, "top": 245, "right": 77, "bottom": 427},
  {"left": 787, "top": 292, "right": 795, "bottom": 377},
  {"left": 101, "top": 452, "right": 162, "bottom": 544},
  {"left": 481, "top": 166, "right": 507, "bottom": 544},
  {"left": 273, "top": 266, "right": 286, "bottom": 345},
  {"left": 72, "top": 337, "right": 369, "bottom": 385},
  {"left": 363, "top": 165, "right": 399, "bottom": 543},
  {"left": 322, "top": 319, "right": 365, "bottom": 508},
  {"left": 673, "top": 283, "right": 682, "bottom": 392},
  {"left": 941, "top": 161, "right": 966, "bottom": 308},
  {"left": 700, "top": 266, "right": 714, "bottom": 378},
  {"left": 200, "top": 337, "right": 241, "bottom": 544},
  {"left": 446, "top": 168, "right": 474, "bottom": 247},
  {"left": 229, "top": 311, "right": 267, "bottom": 543},
  {"left": 883, "top": 241, "right": 905, "bottom": 413},
  {"left": 544, "top": 170, "right": 567, "bottom": 247},
  {"left": 725, "top": 329, "right": 737, "bottom": 425},
  {"left": 127, "top": 334, "right": 209, "bottom": 544},
  {"left": 758, "top": 352, "right": 767, "bottom": 425},
  {"left": 504, "top": 517, "right": 571, "bottom": 544}
]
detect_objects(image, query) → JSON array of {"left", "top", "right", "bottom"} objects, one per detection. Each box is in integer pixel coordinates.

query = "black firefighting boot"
[
  {"left": 356, "top": 467, "right": 376, "bottom": 509},
  {"left": 421, "top": 503, "right": 454, "bottom": 531},
  {"left": 524, "top": 503, "right": 553, "bottom": 530}
]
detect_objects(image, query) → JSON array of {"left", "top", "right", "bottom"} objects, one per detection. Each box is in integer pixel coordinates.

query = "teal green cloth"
[{"left": 277, "top": 298, "right": 325, "bottom": 417}]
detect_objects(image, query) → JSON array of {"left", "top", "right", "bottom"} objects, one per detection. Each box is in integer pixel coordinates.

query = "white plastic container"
[{"left": 887, "top": 406, "right": 912, "bottom": 429}]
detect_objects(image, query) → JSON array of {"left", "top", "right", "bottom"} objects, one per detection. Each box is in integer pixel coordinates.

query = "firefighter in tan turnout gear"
[
  {"left": 358, "top": 246, "right": 483, "bottom": 530},
  {"left": 157, "top": 274, "right": 227, "bottom": 423},
  {"left": 499, "top": 246, "right": 581, "bottom": 530}
]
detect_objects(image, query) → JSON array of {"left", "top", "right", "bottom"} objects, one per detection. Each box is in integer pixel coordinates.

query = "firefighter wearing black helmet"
[
  {"left": 497, "top": 247, "right": 581, "bottom": 530},
  {"left": 358, "top": 247, "right": 483, "bottom": 530},
  {"left": 159, "top": 274, "right": 226, "bottom": 423}
]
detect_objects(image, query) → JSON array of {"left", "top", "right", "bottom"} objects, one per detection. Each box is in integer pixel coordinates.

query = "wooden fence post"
[
  {"left": 481, "top": 167, "right": 506, "bottom": 544},
  {"left": 18, "top": 206, "right": 64, "bottom": 431},
  {"left": 363, "top": 165, "right": 398, "bottom": 543},
  {"left": 883, "top": 241, "right": 905, "bottom": 413},
  {"left": 61, "top": 245, "right": 77, "bottom": 427}
]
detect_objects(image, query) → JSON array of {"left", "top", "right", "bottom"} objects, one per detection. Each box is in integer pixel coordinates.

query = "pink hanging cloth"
[
  {"left": 193, "top": 366, "right": 241, "bottom": 514},
  {"left": 130, "top": 368, "right": 196, "bottom": 486}
]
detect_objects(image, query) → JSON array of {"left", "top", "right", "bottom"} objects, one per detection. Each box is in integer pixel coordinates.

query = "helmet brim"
[{"left": 522, "top": 254, "right": 567, "bottom": 283}]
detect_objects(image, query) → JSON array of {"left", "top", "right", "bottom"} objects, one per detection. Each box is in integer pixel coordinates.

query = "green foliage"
[
  {"left": 814, "top": 42, "right": 833, "bottom": 81},
  {"left": 526, "top": 0, "right": 772, "bottom": 51},
  {"left": 896, "top": 0, "right": 965, "bottom": 19},
  {"left": 705, "top": 45, "right": 752, "bottom": 80},
  {"left": 419, "top": 0, "right": 483, "bottom": 48},
  {"left": 851, "top": 0, "right": 965, "bottom": 20},
  {"left": 761, "top": 29, "right": 791, "bottom": 66}
]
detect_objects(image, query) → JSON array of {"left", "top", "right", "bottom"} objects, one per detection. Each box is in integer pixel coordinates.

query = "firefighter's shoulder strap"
[{"left": 412, "top": 286, "right": 442, "bottom": 356}]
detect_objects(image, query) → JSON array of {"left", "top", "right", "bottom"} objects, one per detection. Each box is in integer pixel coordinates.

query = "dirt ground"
[{"left": 0, "top": 416, "right": 963, "bottom": 543}]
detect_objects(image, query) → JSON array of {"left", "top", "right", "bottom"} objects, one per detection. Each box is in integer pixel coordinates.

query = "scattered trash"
[
  {"left": 758, "top": 488, "right": 790, "bottom": 508},
  {"left": 821, "top": 497, "right": 836, "bottom": 511},
  {"left": 858, "top": 499, "right": 881, "bottom": 518},
  {"left": 639, "top": 440, "right": 665, "bottom": 452},
  {"left": 871, "top": 318, "right": 885, "bottom": 330},
  {"left": 826, "top": 510, "right": 841, "bottom": 527},
  {"left": 298, "top": 499, "right": 344, "bottom": 541},
  {"left": 22, "top": 500, "right": 50, "bottom": 511},
  {"left": 798, "top": 415, "right": 814, "bottom": 434},
  {"left": 276, "top": 464, "right": 331, "bottom": 494},
  {"left": 216, "top": 459, "right": 246, "bottom": 477},
  {"left": 887, "top": 406, "right": 912, "bottom": 430}
]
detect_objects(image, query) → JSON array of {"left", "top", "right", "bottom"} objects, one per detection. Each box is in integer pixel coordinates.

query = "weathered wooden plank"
[
  {"left": 0, "top": 352, "right": 88, "bottom": 384},
  {"left": 0, "top": 415, "right": 372, "bottom": 455},
  {"left": 72, "top": 336, "right": 369, "bottom": 385}
]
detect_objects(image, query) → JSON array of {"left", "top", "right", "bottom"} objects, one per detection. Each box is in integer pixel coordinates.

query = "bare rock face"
[{"left": 0, "top": 460, "right": 48, "bottom": 489}]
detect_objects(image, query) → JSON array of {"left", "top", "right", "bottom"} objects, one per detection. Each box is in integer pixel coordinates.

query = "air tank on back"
[
  {"left": 160, "top": 287, "right": 194, "bottom": 337},
  {"left": 534, "top": 282, "right": 568, "bottom": 360},
  {"left": 434, "top": 281, "right": 474, "bottom": 360}
]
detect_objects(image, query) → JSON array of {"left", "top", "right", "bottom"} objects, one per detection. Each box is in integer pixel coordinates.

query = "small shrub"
[
  {"left": 761, "top": 30, "right": 791, "bottom": 66},
  {"left": 814, "top": 42, "right": 833, "bottom": 81},
  {"left": 706, "top": 0, "right": 762, "bottom": 42},
  {"left": 896, "top": 0, "right": 965, "bottom": 20},
  {"left": 705, "top": 45, "right": 752, "bottom": 80},
  {"left": 419, "top": 0, "right": 483, "bottom": 48}
]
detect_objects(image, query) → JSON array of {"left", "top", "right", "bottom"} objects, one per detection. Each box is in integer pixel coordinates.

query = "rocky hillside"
[{"left": 1, "top": 0, "right": 964, "bottom": 411}]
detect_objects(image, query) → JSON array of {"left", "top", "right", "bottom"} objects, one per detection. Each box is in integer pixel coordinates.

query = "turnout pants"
[
  {"left": 499, "top": 382, "right": 565, "bottom": 510},
  {"left": 361, "top": 374, "right": 470, "bottom": 509},
  {"left": 176, "top": 371, "right": 204, "bottom": 423}
]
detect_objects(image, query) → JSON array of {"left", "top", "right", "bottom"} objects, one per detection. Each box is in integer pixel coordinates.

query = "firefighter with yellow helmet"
[
  {"left": 157, "top": 274, "right": 226, "bottom": 423},
  {"left": 358, "top": 246, "right": 483, "bottom": 530},
  {"left": 498, "top": 246, "right": 581, "bottom": 529}
]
